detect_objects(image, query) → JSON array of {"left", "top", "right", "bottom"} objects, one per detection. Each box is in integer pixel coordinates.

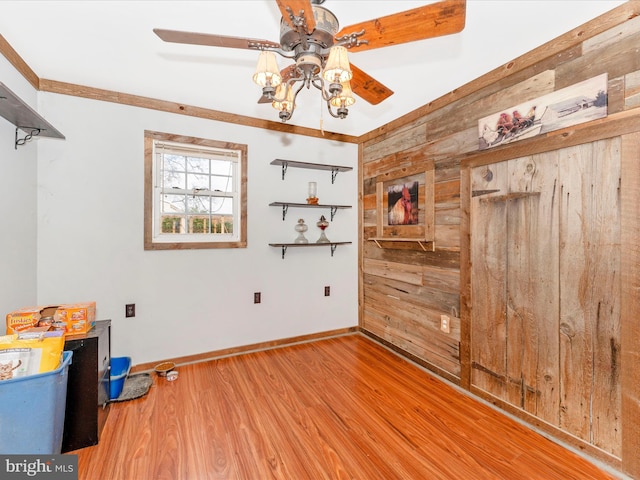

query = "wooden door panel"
[
  {"left": 470, "top": 139, "right": 621, "bottom": 456},
  {"left": 470, "top": 162, "right": 508, "bottom": 399},
  {"left": 505, "top": 154, "right": 560, "bottom": 419},
  {"left": 558, "top": 139, "right": 621, "bottom": 454}
]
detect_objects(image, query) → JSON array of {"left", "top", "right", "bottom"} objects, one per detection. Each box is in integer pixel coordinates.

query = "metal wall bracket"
[{"left": 15, "top": 127, "right": 41, "bottom": 150}]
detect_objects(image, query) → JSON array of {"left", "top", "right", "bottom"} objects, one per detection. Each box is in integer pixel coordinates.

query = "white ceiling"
[{"left": 0, "top": 1, "right": 626, "bottom": 137}]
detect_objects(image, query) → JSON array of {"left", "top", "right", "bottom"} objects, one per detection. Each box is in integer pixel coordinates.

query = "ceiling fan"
[{"left": 154, "top": 0, "right": 466, "bottom": 122}]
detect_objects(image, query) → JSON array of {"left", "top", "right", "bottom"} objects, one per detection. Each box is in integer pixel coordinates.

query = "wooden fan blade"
[
  {"left": 154, "top": 28, "right": 280, "bottom": 50},
  {"left": 280, "top": 64, "right": 298, "bottom": 83},
  {"left": 337, "top": 0, "right": 466, "bottom": 52},
  {"left": 349, "top": 64, "right": 394, "bottom": 105},
  {"left": 275, "top": 0, "right": 316, "bottom": 34}
]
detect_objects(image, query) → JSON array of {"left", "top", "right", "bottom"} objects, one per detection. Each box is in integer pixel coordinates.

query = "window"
[{"left": 144, "top": 131, "right": 247, "bottom": 250}]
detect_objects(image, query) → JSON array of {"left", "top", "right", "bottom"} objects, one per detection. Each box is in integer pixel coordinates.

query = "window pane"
[
  {"left": 211, "top": 175, "right": 232, "bottom": 193},
  {"left": 186, "top": 173, "right": 210, "bottom": 190},
  {"left": 162, "top": 194, "right": 185, "bottom": 213},
  {"left": 211, "top": 197, "right": 233, "bottom": 215},
  {"left": 161, "top": 216, "right": 183, "bottom": 234},
  {"left": 163, "top": 155, "right": 185, "bottom": 173},
  {"left": 210, "top": 159, "right": 231, "bottom": 175},
  {"left": 211, "top": 215, "right": 233, "bottom": 234},
  {"left": 163, "top": 170, "right": 185, "bottom": 189},
  {"left": 187, "top": 195, "right": 210, "bottom": 214},
  {"left": 186, "top": 156, "right": 210, "bottom": 174},
  {"left": 189, "top": 216, "right": 209, "bottom": 233}
]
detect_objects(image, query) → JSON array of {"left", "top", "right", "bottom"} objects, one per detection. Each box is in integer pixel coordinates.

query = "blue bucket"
[{"left": 109, "top": 356, "right": 131, "bottom": 400}]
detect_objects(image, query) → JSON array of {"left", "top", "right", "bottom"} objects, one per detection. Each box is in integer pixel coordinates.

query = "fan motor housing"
[
  {"left": 295, "top": 54, "right": 322, "bottom": 76},
  {"left": 279, "top": 6, "right": 339, "bottom": 52}
]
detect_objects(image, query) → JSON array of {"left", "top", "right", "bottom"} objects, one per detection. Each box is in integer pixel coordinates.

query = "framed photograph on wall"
[
  {"left": 371, "top": 162, "right": 435, "bottom": 250},
  {"left": 387, "top": 179, "right": 419, "bottom": 225},
  {"left": 478, "top": 73, "right": 608, "bottom": 150}
]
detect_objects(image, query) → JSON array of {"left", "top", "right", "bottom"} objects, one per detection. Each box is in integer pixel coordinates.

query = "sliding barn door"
[{"left": 470, "top": 138, "right": 621, "bottom": 456}]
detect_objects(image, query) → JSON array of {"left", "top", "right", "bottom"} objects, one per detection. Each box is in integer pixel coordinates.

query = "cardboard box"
[
  {"left": 5, "top": 307, "right": 40, "bottom": 333},
  {"left": 56, "top": 302, "right": 96, "bottom": 336},
  {"left": 6, "top": 302, "right": 96, "bottom": 336}
]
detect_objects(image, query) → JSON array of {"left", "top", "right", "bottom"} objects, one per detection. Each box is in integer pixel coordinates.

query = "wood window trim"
[{"left": 143, "top": 130, "right": 247, "bottom": 250}]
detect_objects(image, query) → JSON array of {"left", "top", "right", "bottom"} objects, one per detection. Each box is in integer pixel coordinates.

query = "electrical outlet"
[
  {"left": 324, "top": 286, "right": 330, "bottom": 296},
  {"left": 440, "top": 314, "right": 450, "bottom": 333},
  {"left": 125, "top": 304, "right": 135, "bottom": 318},
  {"left": 254, "top": 292, "right": 261, "bottom": 304}
]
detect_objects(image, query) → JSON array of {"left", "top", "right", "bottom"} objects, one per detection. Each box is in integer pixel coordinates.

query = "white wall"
[
  {"left": 0, "top": 58, "right": 38, "bottom": 331},
  {"left": 35, "top": 92, "right": 359, "bottom": 365}
]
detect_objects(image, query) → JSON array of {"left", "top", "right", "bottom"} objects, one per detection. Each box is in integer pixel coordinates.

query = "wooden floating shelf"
[
  {"left": 270, "top": 159, "right": 352, "bottom": 183},
  {"left": 269, "top": 242, "right": 352, "bottom": 259},
  {"left": 367, "top": 237, "right": 435, "bottom": 252},
  {"left": 269, "top": 202, "right": 352, "bottom": 221}
]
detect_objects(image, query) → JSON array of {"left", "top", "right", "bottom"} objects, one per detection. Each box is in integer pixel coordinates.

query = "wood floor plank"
[{"left": 73, "top": 334, "right": 617, "bottom": 479}]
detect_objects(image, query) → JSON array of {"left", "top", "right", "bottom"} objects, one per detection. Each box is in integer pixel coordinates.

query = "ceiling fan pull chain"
[{"left": 319, "top": 94, "right": 325, "bottom": 135}]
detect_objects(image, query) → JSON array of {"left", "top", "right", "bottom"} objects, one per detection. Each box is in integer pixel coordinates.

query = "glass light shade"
[
  {"left": 272, "top": 83, "right": 294, "bottom": 112},
  {"left": 330, "top": 81, "right": 356, "bottom": 107},
  {"left": 253, "top": 51, "right": 282, "bottom": 87},
  {"left": 308, "top": 182, "right": 317, "bottom": 198},
  {"left": 322, "top": 46, "right": 352, "bottom": 83}
]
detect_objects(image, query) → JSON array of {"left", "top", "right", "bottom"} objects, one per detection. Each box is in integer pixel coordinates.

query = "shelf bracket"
[
  {"left": 281, "top": 204, "right": 289, "bottom": 221},
  {"left": 330, "top": 206, "right": 337, "bottom": 221},
  {"left": 280, "top": 161, "right": 288, "bottom": 180},
  {"left": 330, "top": 244, "right": 337, "bottom": 256},
  {"left": 331, "top": 168, "right": 339, "bottom": 184},
  {"left": 15, "top": 127, "right": 41, "bottom": 150},
  {"left": 280, "top": 245, "right": 288, "bottom": 259}
]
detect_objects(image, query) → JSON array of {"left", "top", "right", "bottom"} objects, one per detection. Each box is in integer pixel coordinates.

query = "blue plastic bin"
[
  {"left": 109, "top": 356, "right": 131, "bottom": 400},
  {"left": 0, "top": 351, "right": 73, "bottom": 454}
]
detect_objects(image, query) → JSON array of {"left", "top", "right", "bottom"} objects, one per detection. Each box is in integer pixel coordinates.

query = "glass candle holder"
[{"left": 307, "top": 182, "right": 318, "bottom": 204}]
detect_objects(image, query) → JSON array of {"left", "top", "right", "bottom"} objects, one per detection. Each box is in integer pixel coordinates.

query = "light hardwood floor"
[{"left": 74, "top": 334, "right": 618, "bottom": 479}]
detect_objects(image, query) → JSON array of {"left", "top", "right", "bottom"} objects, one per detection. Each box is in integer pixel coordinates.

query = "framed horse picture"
[{"left": 370, "top": 161, "right": 435, "bottom": 251}]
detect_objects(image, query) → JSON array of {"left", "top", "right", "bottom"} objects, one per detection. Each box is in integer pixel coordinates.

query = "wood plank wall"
[{"left": 359, "top": 2, "right": 640, "bottom": 477}]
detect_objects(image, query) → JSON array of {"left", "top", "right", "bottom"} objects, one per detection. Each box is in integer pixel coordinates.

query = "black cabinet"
[{"left": 61, "top": 320, "right": 111, "bottom": 452}]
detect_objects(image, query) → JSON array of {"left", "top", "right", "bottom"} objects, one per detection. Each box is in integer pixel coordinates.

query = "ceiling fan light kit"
[
  {"left": 154, "top": 0, "right": 467, "bottom": 124},
  {"left": 251, "top": 6, "right": 357, "bottom": 122}
]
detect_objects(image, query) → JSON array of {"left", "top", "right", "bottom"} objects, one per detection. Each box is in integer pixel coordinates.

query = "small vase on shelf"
[
  {"left": 294, "top": 218, "right": 309, "bottom": 244},
  {"left": 316, "top": 215, "right": 330, "bottom": 243}
]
